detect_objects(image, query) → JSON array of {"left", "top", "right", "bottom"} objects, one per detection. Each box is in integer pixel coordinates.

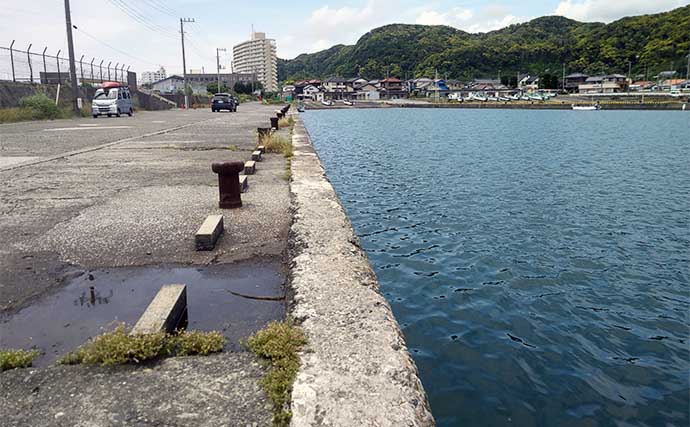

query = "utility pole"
[
  {"left": 180, "top": 18, "right": 194, "bottom": 109},
  {"left": 562, "top": 63, "right": 566, "bottom": 92},
  {"left": 216, "top": 48, "right": 226, "bottom": 94},
  {"left": 686, "top": 51, "right": 690, "bottom": 80},
  {"left": 63, "top": 0, "right": 80, "bottom": 113}
]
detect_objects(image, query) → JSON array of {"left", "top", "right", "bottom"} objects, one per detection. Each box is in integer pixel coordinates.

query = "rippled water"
[{"left": 302, "top": 109, "right": 690, "bottom": 427}]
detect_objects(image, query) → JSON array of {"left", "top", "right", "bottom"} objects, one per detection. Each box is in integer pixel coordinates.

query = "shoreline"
[{"left": 303, "top": 100, "right": 688, "bottom": 111}]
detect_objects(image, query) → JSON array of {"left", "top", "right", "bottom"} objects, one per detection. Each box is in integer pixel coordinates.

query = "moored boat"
[{"left": 572, "top": 103, "right": 601, "bottom": 111}]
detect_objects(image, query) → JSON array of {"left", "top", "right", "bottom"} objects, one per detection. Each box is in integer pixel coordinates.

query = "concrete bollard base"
[
  {"left": 251, "top": 151, "right": 262, "bottom": 162},
  {"left": 195, "top": 215, "right": 224, "bottom": 251},
  {"left": 130, "top": 284, "right": 188, "bottom": 335},
  {"left": 244, "top": 160, "right": 256, "bottom": 175},
  {"left": 239, "top": 175, "right": 248, "bottom": 193}
]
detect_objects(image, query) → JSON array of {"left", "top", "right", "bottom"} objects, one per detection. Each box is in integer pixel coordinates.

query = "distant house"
[
  {"left": 151, "top": 75, "right": 185, "bottom": 94},
  {"left": 657, "top": 71, "right": 677, "bottom": 80},
  {"left": 661, "top": 79, "right": 686, "bottom": 90},
  {"left": 151, "top": 72, "right": 255, "bottom": 95},
  {"left": 380, "top": 77, "right": 406, "bottom": 99},
  {"left": 564, "top": 73, "right": 588, "bottom": 93},
  {"left": 356, "top": 84, "right": 380, "bottom": 100},
  {"left": 578, "top": 74, "right": 628, "bottom": 93},
  {"left": 300, "top": 84, "right": 323, "bottom": 101},
  {"left": 425, "top": 79, "right": 450, "bottom": 98},
  {"left": 518, "top": 75, "right": 539, "bottom": 90},
  {"left": 345, "top": 77, "right": 368, "bottom": 91},
  {"left": 323, "top": 76, "right": 349, "bottom": 99},
  {"left": 407, "top": 78, "right": 434, "bottom": 96},
  {"left": 446, "top": 79, "right": 465, "bottom": 90}
]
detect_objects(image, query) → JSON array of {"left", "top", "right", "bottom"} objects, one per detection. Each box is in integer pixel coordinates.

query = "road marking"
[
  {"left": 151, "top": 120, "right": 167, "bottom": 123},
  {"left": 0, "top": 157, "right": 41, "bottom": 168},
  {"left": 79, "top": 124, "right": 101, "bottom": 127},
  {"left": 44, "top": 126, "right": 133, "bottom": 132}
]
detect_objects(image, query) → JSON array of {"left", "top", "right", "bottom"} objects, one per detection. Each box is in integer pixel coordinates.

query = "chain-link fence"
[{"left": 0, "top": 43, "right": 134, "bottom": 85}]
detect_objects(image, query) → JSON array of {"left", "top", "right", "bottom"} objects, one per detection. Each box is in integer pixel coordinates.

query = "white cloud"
[
  {"left": 554, "top": 0, "right": 687, "bottom": 22},
  {"left": 278, "top": 0, "right": 394, "bottom": 58},
  {"left": 415, "top": 8, "right": 473, "bottom": 26},
  {"left": 414, "top": 5, "right": 527, "bottom": 33}
]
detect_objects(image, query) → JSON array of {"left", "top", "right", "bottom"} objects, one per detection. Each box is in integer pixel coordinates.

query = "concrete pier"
[{"left": 288, "top": 115, "right": 435, "bottom": 426}]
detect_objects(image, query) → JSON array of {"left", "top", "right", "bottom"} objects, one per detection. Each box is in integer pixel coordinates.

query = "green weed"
[
  {"left": 247, "top": 321, "right": 307, "bottom": 427},
  {"left": 0, "top": 349, "right": 40, "bottom": 371}
]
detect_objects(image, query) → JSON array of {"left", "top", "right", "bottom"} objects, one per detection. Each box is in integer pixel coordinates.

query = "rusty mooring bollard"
[
  {"left": 270, "top": 117, "right": 279, "bottom": 129},
  {"left": 211, "top": 161, "right": 244, "bottom": 209}
]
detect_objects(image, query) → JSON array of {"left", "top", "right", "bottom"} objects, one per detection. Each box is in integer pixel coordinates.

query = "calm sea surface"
[{"left": 302, "top": 109, "right": 690, "bottom": 427}]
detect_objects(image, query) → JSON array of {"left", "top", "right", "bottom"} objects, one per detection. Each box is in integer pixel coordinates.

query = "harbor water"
[{"left": 302, "top": 109, "right": 689, "bottom": 427}]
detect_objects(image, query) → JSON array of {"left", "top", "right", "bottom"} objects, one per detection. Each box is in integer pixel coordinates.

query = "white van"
[{"left": 92, "top": 83, "right": 133, "bottom": 118}]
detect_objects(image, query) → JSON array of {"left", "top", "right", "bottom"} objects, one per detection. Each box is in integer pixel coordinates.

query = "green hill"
[{"left": 278, "top": 5, "right": 690, "bottom": 81}]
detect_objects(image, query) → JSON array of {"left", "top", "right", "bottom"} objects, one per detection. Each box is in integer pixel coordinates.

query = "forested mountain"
[{"left": 278, "top": 5, "right": 690, "bottom": 81}]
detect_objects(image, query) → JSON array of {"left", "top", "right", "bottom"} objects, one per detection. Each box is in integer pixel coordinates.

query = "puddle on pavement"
[{"left": 0, "top": 261, "right": 285, "bottom": 367}]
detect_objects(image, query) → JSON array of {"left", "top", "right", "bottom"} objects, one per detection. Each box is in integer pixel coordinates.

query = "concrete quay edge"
[{"left": 288, "top": 114, "right": 435, "bottom": 426}]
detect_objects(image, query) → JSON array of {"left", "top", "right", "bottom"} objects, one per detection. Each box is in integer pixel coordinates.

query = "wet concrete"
[{"left": 1, "top": 260, "right": 285, "bottom": 367}]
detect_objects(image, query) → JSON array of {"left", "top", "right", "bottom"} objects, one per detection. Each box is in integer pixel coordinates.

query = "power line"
[
  {"left": 138, "top": 0, "right": 177, "bottom": 18},
  {"left": 106, "top": 0, "right": 177, "bottom": 39},
  {"left": 73, "top": 26, "right": 166, "bottom": 68}
]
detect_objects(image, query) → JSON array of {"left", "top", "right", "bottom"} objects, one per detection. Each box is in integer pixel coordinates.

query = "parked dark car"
[{"left": 211, "top": 93, "right": 236, "bottom": 112}]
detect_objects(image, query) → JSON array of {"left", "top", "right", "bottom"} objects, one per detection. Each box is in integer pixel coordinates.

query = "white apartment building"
[
  {"left": 233, "top": 32, "right": 278, "bottom": 92},
  {"left": 140, "top": 67, "right": 167, "bottom": 85}
]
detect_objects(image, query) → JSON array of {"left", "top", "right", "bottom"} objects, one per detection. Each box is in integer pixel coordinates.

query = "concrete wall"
[
  {"left": 288, "top": 114, "right": 435, "bottom": 426},
  {"left": 0, "top": 82, "right": 95, "bottom": 108}
]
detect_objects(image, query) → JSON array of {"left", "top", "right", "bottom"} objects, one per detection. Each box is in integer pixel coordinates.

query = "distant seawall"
[{"left": 288, "top": 114, "right": 435, "bottom": 426}]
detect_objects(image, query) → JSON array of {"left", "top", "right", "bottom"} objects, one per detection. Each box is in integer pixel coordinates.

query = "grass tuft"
[
  {"left": 0, "top": 94, "right": 92, "bottom": 124},
  {"left": 278, "top": 116, "right": 294, "bottom": 129},
  {"left": 0, "top": 349, "right": 40, "bottom": 371},
  {"left": 247, "top": 321, "right": 307, "bottom": 427},
  {"left": 259, "top": 133, "right": 293, "bottom": 158},
  {"left": 58, "top": 325, "right": 225, "bottom": 366},
  {"left": 175, "top": 330, "right": 225, "bottom": 356}
]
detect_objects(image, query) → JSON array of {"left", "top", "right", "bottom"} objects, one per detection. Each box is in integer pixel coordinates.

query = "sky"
[{"left": 0, "top": 0, "right": 687, "bottom": 76}]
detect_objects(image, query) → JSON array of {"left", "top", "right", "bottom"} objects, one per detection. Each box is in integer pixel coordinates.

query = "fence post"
[
  {"left": 79, "top": 55, "right": 84, "bottom": 83},
  {"left": 107, "top": 61, "right": 111, "bottom": 81},
  {"left": 56, "top": 49, "right": 61, "bottom": 84},
  {"left": 27, "top": 44, "right": 33, "bottom": 83},
  {"left": 121, "top": 64, "right": 125, "bottom": 83},
  {"left": 114, "top": 62, "right": 119, "bottom": 81},
  {"left": 9, "top": 40, "right": 16, "bottom": 82},
  {"left": 42, "top": 47, "right": 47, "bottom": 83},
  {"left": 90, "top": 58, "right": 95, "bottom": 82},
  {"left": 126, "top": 66, "right": 130, "bottom": 86},
  {"left": 99, "top": 60, "right": 103, "bottom": 81}
]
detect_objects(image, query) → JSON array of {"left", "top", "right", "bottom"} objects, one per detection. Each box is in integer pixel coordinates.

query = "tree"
[
  {"left": 207, "top": 82, "right": 229, "bottom": 94},
  {"left": 234, "top": 81, "right": 263, "bottom": 94}
]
